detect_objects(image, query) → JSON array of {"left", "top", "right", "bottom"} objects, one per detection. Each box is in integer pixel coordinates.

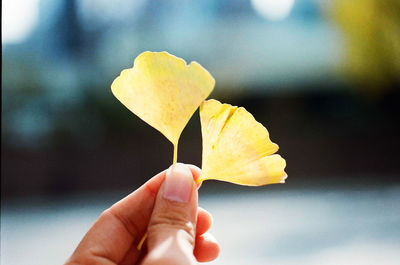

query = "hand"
[{"left": 65, "top": 163, "right": 220, "bottom": 265}]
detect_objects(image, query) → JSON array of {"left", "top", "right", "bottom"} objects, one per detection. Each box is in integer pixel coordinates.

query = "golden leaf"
[
  {"left": 111, "top": 51, "right": 215, "bottom": 163},
  {"left": 199, "top": 99, "right": 287, "bottom": 186}
]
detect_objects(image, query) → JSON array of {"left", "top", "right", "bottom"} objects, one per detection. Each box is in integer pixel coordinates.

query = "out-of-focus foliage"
[{"left": 330, "top": 0, "right": 400, "bottom": 89}]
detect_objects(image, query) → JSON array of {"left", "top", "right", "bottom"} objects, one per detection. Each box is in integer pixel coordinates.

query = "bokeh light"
[
  {"left": 251, "top": 0, "right": 295, "bottom": 21},
  {"left": 2, "top": 0, "right": 40, "bottom": 44}
]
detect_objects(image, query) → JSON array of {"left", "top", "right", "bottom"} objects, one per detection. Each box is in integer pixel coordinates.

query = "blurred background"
[{"left": 2, "top": 0, "right": 400, "bottom": 264}]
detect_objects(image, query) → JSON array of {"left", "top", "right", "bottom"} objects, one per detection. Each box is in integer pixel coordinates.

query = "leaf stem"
[
  {"left": 173, "top": 142, "right": 178, "bottom": 164},
  {"left": 137, "top": 233, "right": 147, "bottom": 250}
]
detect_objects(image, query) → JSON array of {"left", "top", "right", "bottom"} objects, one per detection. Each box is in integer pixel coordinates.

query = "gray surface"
[{"left": 2, "top": 186, "right": 400, "bottom": 265}]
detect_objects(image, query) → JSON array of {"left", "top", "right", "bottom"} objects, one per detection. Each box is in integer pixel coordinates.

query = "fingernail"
[{"left": 163, "top": 163, "right": 194, "bottom": 203}]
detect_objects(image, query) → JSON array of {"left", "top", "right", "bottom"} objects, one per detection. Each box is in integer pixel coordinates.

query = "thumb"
[{"left": 142, "top": 163, "right": 198, "bottom": 265}]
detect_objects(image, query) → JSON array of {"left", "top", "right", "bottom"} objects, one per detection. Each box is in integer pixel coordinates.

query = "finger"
[
  {"left": 117, "top": 206, "right": 212, "bottom": 265},
  {"left": 194, "top": 232, "right": 221, "bottom": 262},
  {"left": 65, "top": 170, "right": 167, "bottom": 265},
  {"left": 187, "top": 164, "right": 202, "bottom": 188},
  {"left": 119, "top": 242, "right": 145, "bottom": 265},
  {"left": 142, "top": 163, "right": 198, "bottom": 265},
  {"left": 187, "top": 164, "right": 201, "bottom": 179},
  {"left": 196, "top": 207, "right": 213, "bottom": 236}
]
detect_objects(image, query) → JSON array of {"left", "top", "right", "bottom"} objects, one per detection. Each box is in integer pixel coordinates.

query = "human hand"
[{"left": 65, "top": 163, "right": 220, "bottom": 265}]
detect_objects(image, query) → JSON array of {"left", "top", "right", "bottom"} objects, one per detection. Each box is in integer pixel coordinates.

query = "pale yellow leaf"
[
  {"left": 111, "top": 51, "right": 215, "bottom": 151},
  {"left": 199, "top": 99, "right": 287, "bottom": 186}
]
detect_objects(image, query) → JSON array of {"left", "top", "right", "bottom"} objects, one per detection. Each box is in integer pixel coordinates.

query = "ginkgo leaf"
[
  {"left": 111, "top": 51, "right": 215, "bottom": 162},
  {"left": 199, "top": 99, "right": 287, "bottom": 186}
]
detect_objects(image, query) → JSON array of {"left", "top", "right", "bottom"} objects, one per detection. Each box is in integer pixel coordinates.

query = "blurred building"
[{"left": 2, "top": 0, "right": 400, "bottom": 198}]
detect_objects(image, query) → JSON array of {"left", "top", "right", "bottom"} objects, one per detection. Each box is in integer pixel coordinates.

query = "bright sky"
[{"left": 2, "top": 0, "right": 40, "bottom": 44}]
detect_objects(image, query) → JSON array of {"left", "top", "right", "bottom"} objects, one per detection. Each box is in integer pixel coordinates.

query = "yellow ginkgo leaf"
[
  {"left": 111, "top": 51, "right": 215, "bottom": 163},
  {"left": 199, "top": 99, "right": 287, "bottom": 186}
]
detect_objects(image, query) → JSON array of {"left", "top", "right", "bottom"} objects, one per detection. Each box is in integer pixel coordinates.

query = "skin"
[{"left": 65, "top": 164, "right": 220, "bottom": 265}]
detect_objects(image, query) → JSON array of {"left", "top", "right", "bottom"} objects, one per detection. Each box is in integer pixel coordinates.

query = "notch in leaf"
[{"left": 111, "top": 51, "right": 215, "bottom": 163}]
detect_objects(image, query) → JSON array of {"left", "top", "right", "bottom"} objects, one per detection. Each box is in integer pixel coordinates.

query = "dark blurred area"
[{"left": 2, "top": 0, "right": 400, "bottom": 200}]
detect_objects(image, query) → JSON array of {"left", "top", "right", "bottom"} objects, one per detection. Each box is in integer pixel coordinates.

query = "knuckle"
[
  {"left": 100, "top": 208, "right": 141, "bottom": 240},
  {"left": 149, "top": 212, "right": 196, "bottom": 242}
]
